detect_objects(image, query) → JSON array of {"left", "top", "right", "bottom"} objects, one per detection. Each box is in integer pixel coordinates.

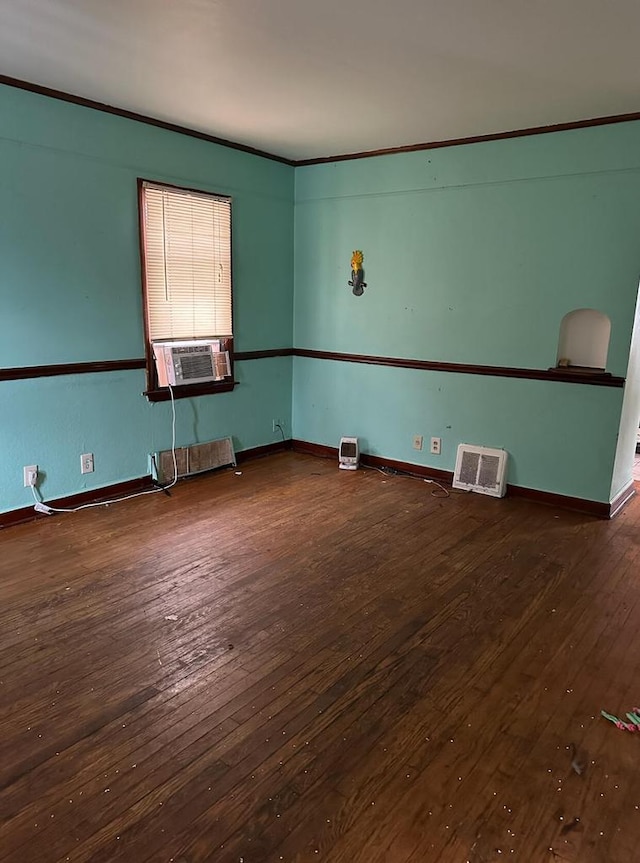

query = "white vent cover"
[{"left": 452, "top": 444, "right": 508, "bottom": 498}]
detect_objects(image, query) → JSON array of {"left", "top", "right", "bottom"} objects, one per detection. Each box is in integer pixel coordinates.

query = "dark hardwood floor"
[{"left": 1, "top": 452, "right": 640, "bottom": 862}]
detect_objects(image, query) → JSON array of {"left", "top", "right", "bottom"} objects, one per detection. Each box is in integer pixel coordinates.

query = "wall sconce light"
[{"left": 349, "top": 250, "right": 367, "bottom": 296}]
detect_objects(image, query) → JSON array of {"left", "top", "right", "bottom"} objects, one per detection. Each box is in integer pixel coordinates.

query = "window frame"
[{"left": 137, "top": 178, "right": 235, "bottom": 402}]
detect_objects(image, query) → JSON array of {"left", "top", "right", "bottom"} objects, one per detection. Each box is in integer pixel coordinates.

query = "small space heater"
[{"left": 339, "top": 437, "right": 359, "bottom": 470}]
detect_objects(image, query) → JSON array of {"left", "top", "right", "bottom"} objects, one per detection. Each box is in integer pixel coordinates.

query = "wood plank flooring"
[{"left": 1, "top": 452, "right": 640, "bottom": 863}]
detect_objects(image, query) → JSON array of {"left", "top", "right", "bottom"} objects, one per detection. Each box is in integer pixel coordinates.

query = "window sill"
[{"left": 144, "top": 380, "right": 236, "bottom": 402}]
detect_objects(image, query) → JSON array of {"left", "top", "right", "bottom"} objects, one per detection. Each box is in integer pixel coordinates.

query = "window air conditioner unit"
[
  {"left": 152, "top": 340, "right": 231, "bottom": 387},
  {"left": 452, "top": 444, "right": 508, "bottom": 498}
]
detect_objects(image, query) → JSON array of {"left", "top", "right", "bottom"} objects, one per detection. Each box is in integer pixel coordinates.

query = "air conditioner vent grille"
[
  {"left": 453, "top": 444, "right": 508, "bottom": 498},
  {"left": 459, "top": 450, "right": 480, "bottom": 485},
  {"left": 478, "top": 454, "right": 501, "bottom": 488},
  {"left": 179, "top": 352, "right": 214, "bottom": 380}
]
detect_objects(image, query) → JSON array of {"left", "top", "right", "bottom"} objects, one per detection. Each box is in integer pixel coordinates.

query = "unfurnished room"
[{"left": 2, "top": 2, "right": 640, "bottom": 861}]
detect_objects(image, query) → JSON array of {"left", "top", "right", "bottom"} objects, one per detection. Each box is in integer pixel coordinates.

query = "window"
[{"left": 138, "top": 179, "right": 234, "bottom": 400}]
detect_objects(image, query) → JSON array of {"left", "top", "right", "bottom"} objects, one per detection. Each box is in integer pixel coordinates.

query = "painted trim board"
[
  {"left": 609, "top": 481, "right": 636, "bottom": 519},
  {"left": 3, "top": 74, "right": 640, "bottom": 167},
  {"left": 2, "top": 443, "right": 632, "bottom": 528},
  {"left": 291, "top": 439, "right": 631, "bottom": 519},
  {"left": 1, "top": 349, "right": 622, "bottom": 387},
  {"left": 293, "top": 349, "right": 624, "bottom": 387},
  {"left": 0, "top": 74, "right": 293, "bottom": 165},
  {"left": 295, "top": 111, "right": 640, "bottom": 165},
  {"left": 0, "top": 441, "right": 291, "bottom": 530},
  {"left": 0, "top": 476, "right": 154, "bottom": 530},
  {"left": 0, "top": 359, "right": 146, "bottom": 381}
]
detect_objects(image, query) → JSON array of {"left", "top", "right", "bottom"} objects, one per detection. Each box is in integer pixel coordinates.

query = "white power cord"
[
  {"left": 423, "top": 478, "right": 450, "bottom": 498},
  {"left": 31, "top": 384, "right": 178, "bottom": 515},
  {"left": 165, "top": 383, "right": 178, "bottom": 491}
]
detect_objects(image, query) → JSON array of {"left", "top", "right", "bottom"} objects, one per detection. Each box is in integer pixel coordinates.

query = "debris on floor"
[
  {"left": 569, "top": 743, "right": 587, "bottom": 775},
  {"left": 560, "top": 816, "right": 582, "bottom": 835},
  {"left": 601, "top": 707, "right": 640, "bottom": 732}
]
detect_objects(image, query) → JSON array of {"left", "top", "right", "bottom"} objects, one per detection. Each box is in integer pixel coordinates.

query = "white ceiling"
[{"left": 2, "top": 0, "right": 640, "bottom": 161}]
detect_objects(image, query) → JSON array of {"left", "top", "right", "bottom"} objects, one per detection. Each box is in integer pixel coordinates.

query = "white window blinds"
[{"left": 142, "top": 182, "right": 232, "bottom": 341}]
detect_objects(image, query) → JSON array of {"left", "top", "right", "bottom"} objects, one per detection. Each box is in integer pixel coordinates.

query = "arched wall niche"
[{"left": 556, "top": 308, "right": 611, "bottom": 371}]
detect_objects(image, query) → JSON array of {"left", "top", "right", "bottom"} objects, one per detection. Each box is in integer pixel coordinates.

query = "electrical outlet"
[
  {"left": 430, "top": 437, "right": 441, "bottom": 455},
  {"left": 412, "top": 434, "right": 423, "bottom": 451},
  {"left": 272, "top": 419, "right": 283, "bottom": 432},
  {"left": 23, "top": 465, "right": 38, "bottom": 487},
  {"left": 80, "top": 453, "right": 94, "bottom": 474}
]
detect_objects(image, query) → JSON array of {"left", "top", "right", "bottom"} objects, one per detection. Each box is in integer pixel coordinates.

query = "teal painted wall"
[
  {"left": 2, "top": 360, "right": 293, "bottom": 511},
  {"left": 3, "top": 82, "right": 640, "bottom": 515},
  {"left": 0, "top": 85, "right": 294, "bottom": 513},
  {"left": 292, "top": 359, "right": 623, "bottom": 502},
  {"left": 293, "top": 124, "right": 640, "bottom": 502}
]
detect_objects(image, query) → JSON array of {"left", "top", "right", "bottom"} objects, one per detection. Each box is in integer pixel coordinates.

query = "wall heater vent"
[
  {"left": 452, "top": 444, "right": 508, "bottom": 498},
  {"left": 152, "top": 436, "right": 236, "bottom": 484}
]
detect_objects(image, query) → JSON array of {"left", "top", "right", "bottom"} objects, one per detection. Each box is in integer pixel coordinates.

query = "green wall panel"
[
  {"left": 0, "top": 84, "right": 294, "bottom": 513},
  {"left": 293, "top": 358, "right": 622, "bottom": 503},
  {"left": 293, "top": 124, "right": 640, "bottom": 502}
]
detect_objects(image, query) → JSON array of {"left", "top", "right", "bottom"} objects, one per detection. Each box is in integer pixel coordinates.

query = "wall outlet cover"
[
  {"left": 23, "top": 465, "right": 38, "bottom": 487},
  {"left": 80, "top": 453, "right": 94, "bottom": 474}
]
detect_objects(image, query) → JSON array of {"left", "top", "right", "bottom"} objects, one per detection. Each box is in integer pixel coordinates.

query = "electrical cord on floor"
[
  {"left": 31, "top": 384, "right": 179, "bottom": 514},
  {"left": 274, "top": 422, "right": 286, "bottom": 444},
  {"left": 423, "top": 479, "right": 450, "bottom": 498},
  {"left": 361, "top": 462, "right": 462, "bottom": 498},
  {"left": 365, "top": 464, "right": 397, "bottom": 478}
]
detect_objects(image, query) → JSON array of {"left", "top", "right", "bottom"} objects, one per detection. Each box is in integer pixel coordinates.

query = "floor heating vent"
[
  {"left": 152, "top": 437, "right": 236, "bottom": 484},
  {"left": 452, "top": 444, "right": 508, "bottom": 498}
]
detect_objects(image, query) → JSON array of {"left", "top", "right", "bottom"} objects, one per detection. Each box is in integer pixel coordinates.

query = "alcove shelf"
[{"left": 556, "top": 308, "right": 611, "bottom": 372}]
